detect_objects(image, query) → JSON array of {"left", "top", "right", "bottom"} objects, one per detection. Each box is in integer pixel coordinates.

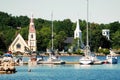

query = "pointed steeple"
[
  {"left": 29, "top": 14, "right": 35, "bottom": 33},
  {"left": 30, "top": 14, "right": 34, "bottom": 23},
  {"left": 74, "top": 19, "right": 82, "bottom": 39},
  {"left": 76, "top": 19, "right": 81, "bottom": 32},
  {"left": 28, "top": 14, "right": 37, "bottom": 52}
]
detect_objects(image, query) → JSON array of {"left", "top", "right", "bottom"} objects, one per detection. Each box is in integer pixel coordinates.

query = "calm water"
[{"left": 0, "top": 56, "right": 120, "bottom": 80}]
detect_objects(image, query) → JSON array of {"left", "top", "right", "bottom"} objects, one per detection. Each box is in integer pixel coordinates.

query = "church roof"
[
  {"left": 64, "top": 37, "right": 74, "bottom": 44},
  {"left": 9, "top": 33, "right": 29, "bottom": 50}
]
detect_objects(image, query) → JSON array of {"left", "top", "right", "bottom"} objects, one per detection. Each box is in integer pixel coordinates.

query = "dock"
[{"left": 23, "top": 61, "right": 103, "bottom": 65}]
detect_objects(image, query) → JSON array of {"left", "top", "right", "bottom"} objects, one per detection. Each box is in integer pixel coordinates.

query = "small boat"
[
  {"left": 14, "top": 55, "right": 23, "bottom": 65},
  {"left": 28, "top": 55, "right": 44, "bottom": 64},
  {"left": 36, "top": 55, "right": 44, "bottom": 62},
  {"left": 80, "top": 58, "right": 93, "bottom": 65},
  {"left": 106, "top": 50, "right": 117, "bottom": 64},
  {"left": 47, "top": 51, "right": 65, "bottom": 64},
  {"left": 2, "top": 53, "right": 13, "bottom": 62},
  {"left": 45, "top": 13, "right": 65, "bottom": 64}
]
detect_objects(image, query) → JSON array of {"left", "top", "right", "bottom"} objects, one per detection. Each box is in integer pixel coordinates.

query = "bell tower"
[{"left": 28, "top": 15, "right": 37, "bottom": 52}]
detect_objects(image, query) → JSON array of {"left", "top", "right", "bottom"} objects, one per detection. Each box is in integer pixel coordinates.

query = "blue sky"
[{"left": 0, "top": 0, "right": 120, "bottom": 24}]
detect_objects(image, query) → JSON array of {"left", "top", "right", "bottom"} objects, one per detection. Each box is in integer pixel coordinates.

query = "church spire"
[
  {"left": 28, "top": 14, "right": 37, "bottom": 52},
  {"left": 30, "top": 14, "right": 34, "bottom": 23},
  {"left": 74, "top": 19, "right": 81, "bottom": 39},
  {"left": 76, "top": 19, "right": 80, "bottom": 31},
  {"left": 29, "top": 14, "right": 35, "bottom": 33}
]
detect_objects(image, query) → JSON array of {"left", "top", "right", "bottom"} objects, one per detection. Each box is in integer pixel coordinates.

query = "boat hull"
[
  {"left": 106, "top": 55, "right": 117, "bottom": 64},
  {"left": 107, "top": 58, "right": 117, "bottom": 64},
  {"left": 79, "top": 57, "right": 93, "bottom": 65},
  {"left": 80, "top": 60, "right": 93, "bottom": 65}
]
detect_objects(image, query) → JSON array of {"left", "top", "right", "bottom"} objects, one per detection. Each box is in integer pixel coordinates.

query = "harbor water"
[{"left": 0, "top": 56, "right": 120, "bottom": 80}]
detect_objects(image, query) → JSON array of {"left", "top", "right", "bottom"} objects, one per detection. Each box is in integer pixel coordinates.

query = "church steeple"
[
  {"left": 28, "top": 14, "right": 37, "bottom": 52},
  {"left": 74, "top": 19, "right": 84, "bottom": 48},
  {"left": 29, "top": 14, "right": 35, "bottom": 33},
  {"left": 74, "top": 19, "right": 82, "bottom": 39},
  {"left": 30, "top": 14, "right": 34, "bottom": 23}
]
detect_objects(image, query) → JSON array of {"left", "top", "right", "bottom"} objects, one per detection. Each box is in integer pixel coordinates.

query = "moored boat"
[
  {"left": 79, "top": 47, "right": 95, "bottom": 65},
  {"left": 45, "top": 12, "right": 65, "bottom": 64},
  {"left": 14, "top": 55, "right": 23, "bottom": 65},
  {"left": 47, "top": 53, "right": 65, "bottom": 64},
  {"left": 79, "top": 0, "right": 97, "bottom": 65},
  {"left": 106, "top": 49, "right": 118, "bottom": 64}
]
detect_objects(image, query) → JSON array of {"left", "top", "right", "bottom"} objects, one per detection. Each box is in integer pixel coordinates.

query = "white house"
[{"left": 102, "top": 29, "right": 110, "bottom": 40}]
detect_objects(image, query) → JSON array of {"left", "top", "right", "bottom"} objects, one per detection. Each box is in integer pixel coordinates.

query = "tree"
[
  {"left": 54, "top": 31, "right": 67, "bottom": 51},
  {"left": 37, "top": 27, "right": 51, "bottom": 51},
  {"left": 111, "top": 31, "right": 120, "bottom": 49},
  {"left": 0, "top": 33, "right": 7, "bottom": 51},
  {"left": 109, "top": 21, "right": 120, "bottom": 33}
]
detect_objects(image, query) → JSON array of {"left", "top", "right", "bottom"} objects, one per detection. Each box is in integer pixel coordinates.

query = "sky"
[{"left": 0, "top": 0, "right": 120, "bottom": 24}]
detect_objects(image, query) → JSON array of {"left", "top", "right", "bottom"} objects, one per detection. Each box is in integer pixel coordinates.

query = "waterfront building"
[
  {"left": 8, "top": 15, "right": 37, "bottom": 53},
  {"left": 102, "top": 29, "right": 110, "bottom": 40}
]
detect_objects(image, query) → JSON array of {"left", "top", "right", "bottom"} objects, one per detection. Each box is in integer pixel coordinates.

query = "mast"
[
  {"left": 77, "top": 19, "right": 80, "bottom": 49},
  {"left": 86, "top": 0, "right": 89, "bottom": 47},
  {"left": 51, "top": 12, "right": 54, "bottom": 51},
  {"left": 86, "top": 0, "right": 90, "bottom": 56}
]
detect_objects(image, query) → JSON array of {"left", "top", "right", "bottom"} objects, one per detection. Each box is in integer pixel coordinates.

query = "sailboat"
[
  {"left": 79, "top": 0, "right": 96, "bottom": 65},
  {"left": 47, "top": 12, "right": 65, "bottom": 64}
]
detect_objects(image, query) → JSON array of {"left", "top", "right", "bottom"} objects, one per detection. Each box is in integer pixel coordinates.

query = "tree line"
[{"left": 0, "top": 11, "right": 119, "bottom": 53}]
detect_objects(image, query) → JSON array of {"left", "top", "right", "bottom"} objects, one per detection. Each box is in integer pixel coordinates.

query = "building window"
[
  {"left": 16, "top": 43, "right": 21, "bottom": 49},
  {"left": 31, "top": 34, "right": 33, "bottom": 38}
]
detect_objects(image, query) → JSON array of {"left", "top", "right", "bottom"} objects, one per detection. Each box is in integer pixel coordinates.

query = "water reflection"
[{"left": 74, "top": 64, "right": 91, "bottom": 69}]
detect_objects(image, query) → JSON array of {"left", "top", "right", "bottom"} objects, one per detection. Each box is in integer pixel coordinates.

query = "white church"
[
  {"left": 74, "top": 19, "right": 84, "bottom": 48},
  {"left": 8, "top": 15, "right": 37, "bottom": 53}
]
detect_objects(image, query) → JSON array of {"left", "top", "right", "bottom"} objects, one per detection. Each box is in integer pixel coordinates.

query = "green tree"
[
  {"left": 111, "top": 31, "right": 120, "bottom": 49},
  {"left": 37, "top": 27, "right": 51, "bottom": 51},
  {"left": 54, "top": 31, "right": 67, "bottom": 50}
]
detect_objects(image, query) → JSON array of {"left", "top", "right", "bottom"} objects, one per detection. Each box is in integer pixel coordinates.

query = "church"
[{"left": 8, "top": 15, "right": 37, "bottom": 53}]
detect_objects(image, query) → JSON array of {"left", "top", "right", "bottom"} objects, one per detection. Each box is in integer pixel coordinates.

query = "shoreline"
[{"left": 19, "top": 53, "right": 120, "bottom": 57}]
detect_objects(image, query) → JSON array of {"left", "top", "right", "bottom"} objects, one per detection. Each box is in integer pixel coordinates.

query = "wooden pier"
[{"left": 23, "top": 61, "right": 103, "bottom": 65}]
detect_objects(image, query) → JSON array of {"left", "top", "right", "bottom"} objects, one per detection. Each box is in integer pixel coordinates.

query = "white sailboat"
[
  {"left": 79, "top": 0, "right": 96, "bottom": 65},
  {"left": 47, "top": 12, "right": 65, "bottom": 64}
]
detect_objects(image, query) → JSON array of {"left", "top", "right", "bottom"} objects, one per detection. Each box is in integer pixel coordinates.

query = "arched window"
[
  {"left": 31, "top": 34, "right": 33, "bottom": 38},
  {"left": 16, "top": 43, "right": 21, "bottom": 49}
]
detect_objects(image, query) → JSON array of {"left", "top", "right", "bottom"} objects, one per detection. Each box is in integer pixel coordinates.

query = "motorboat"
[
  {"left": 2, "top": 53, "right": 13, "bottom": 62},
  {"left": 14, "top": 55, "right": 23, "bottom": 65},
  {"left": 106, "top": 50, "right": 117, "bottom": 64},
  {"left": 106, "top": 55, "right": 117, "bottom": 64},
  {"left": 37, "top": 55, "right": 44, "bottom": 62}
]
